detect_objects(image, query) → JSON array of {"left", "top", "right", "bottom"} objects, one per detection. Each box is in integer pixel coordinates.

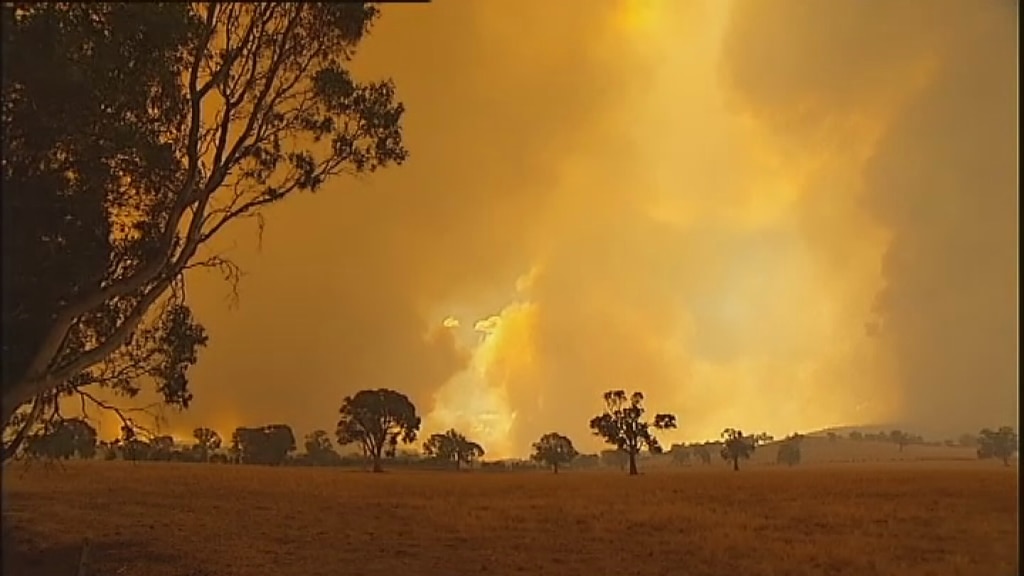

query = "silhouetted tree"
[
  {"left": 99, "top": 440, "right": 118, "bottom": 461},
  {"left": 848, "top": 431, "right": 863, "bottom": 441},
  {"left": 423, "top": 429, "right": 484, "bottom": 470},
  {"left": 150, "top": 435, "right": 175, "bottom": 461},
  {"left": 73, "top": 420, "right": 98, "bottom": 459},
  {"left": 669, "top": 443, "right": 691, "bottom": 466},
  {"left": 304, "top": 429, "right": 341, "bottom": 466},
  {"left": 720, "top": 428, "right": 759, "bottom": 471},
  {"left": 121, "top": 439, "right": 152, "bottom": 462},
  {"left": 24, "top": 418, "right": 98, "bottom": 460},
  {"left": 231, "top": 424, "right": 296, "bottom": 466},
  {"left": 977, "top": 426, "right": 1018, "bottom": 466},
  {"left": 692, "top": 443, "right": 713, "bottom": 465},
  {"left": 530, "top": 432, "right": 578, "bottom": 473},
  {"left": 574, "top": 453, "right": 600, "bottom": 469},
  {"left": 1, "top": 3, "right": 407, "bottom": 460},
  {"left": 889, "top": 429, "right": 911, "bottom": 452},
  {"left": 776, "top": 433, "right": 803, "bottom": 466},
  {"left": 589, "top": 390, "right": 676, "bottom": 476},
  {"left": 192, "top": 427, "right": 222, "bottom": 462},
  {"left": 336, "top": 389, "right": 420, "bottom": 473}
]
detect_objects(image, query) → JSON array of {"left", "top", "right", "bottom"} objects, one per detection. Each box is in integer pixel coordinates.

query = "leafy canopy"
[
  {"left": 977, "top": 426, "right": 1017, "bottom": 463},
  {"left": 423, "top": 429, "right": 485, "bottom": 466},
  {"left": 230, "top": 424, "right": 296, "bottom": 466},
  {"left": 776, "top": 433, "right": 803, "bottom": 467},
  {"left": 589, "top": 390, "right": 677, "bottom": 455},
  {"left": 530, "top": 432, "right": 579, "bottom": 470},
  {"left": 336, "top": 389, "right": 421, "bottom": 464},
  {"left": 720, "top": 428, "right": 757, "bottom": 462},
  {"left": 192, "top": 427, "right": 221, "bottom": 460},
  {"left": 24, "top": 417, "right": 98, "bottom": 460}
]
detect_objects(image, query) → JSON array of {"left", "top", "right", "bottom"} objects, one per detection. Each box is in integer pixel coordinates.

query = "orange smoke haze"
[{"left": 85, "top": 0, "right": 1017, "bottom": 458}]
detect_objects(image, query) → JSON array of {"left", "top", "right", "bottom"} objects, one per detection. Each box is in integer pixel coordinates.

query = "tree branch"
[{"left": 13, "top": 6, "right": 221, "bottom": 396}]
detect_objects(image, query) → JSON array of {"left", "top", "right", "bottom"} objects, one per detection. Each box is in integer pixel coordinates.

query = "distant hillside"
[{"left": 805, "top": 422, "right": 978, "bottom": 442}]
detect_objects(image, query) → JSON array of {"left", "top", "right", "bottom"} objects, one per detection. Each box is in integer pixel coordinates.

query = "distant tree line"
[
  {"left": 845, "top": 429, "right": 925, "bottom": 450},
  {"left": 9, "top": 387, "right": 1018, "bottom": 473}
]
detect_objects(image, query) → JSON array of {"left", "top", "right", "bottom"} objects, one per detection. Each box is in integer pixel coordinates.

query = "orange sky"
[{"left": 86, "top": 0, "right": 1017, "bottom": 458}]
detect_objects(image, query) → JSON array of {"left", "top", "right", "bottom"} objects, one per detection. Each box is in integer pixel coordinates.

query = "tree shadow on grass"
[{"left": 3, "top": 519, "right": 195, "bottom": 576}]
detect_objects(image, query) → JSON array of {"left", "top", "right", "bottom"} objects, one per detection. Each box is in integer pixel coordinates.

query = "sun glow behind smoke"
[{"left": 421, "top": 0, "right": 903, "bottom": 458}]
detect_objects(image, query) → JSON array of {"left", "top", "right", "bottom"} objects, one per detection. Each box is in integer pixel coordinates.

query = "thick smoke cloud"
[
  {"left": 721, "top": 0, "right": 1018, "bottom": 438},
  {"left": 175, "top": 0, "right": 642, "bottom": 448},
  {"left": 82, "top": 0, "right": 1015, "bottom": 456}
]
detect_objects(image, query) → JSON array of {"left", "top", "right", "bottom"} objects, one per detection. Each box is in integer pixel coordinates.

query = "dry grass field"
[{"left": 2, "top": 456, "right": 1018, "bottom": 576}]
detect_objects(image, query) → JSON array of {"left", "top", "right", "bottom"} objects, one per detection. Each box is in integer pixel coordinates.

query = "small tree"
[
  {"left": 423, "top": 429, "right": 484, "bottom": 470},
  {"left": 24, "top": 417, "right": 98, "bottom": 460},
  {"left": 692, "top": 443, "right": 713, "bottom": 465},
  {"left": 889, "top": 429, "right": 911, "bottom": 452},
  {"left": 304, "top": 429, "right": 341, "bottom": 466},
  {"left": 230, "top": 424, "right": 296, "bottom": 466},
  {"left": 121, "top": 433, "right": 152, "bottom": 461},
  {"left": 589, "top": 390, "right": 676, "bottom": 476},
  {"left": 192, "top": 427, "right": 221, "bottom": 462},
  {"left": 848, "top": 431, "right": 863, "bottom": 441},
  {"left": 150, "top": 435, "right": 175, "bottom": 461},
  {"left": 669, "top": 443, "right": 691, "bottom": 466},
  {"left": 720, "top": 428, "right": 759, "bottom": 471},
  {"left": 977, "top": 426, "right": 1018, "bottom": 466},
  {"left": 336, "top": 388, "right": 420, "bottom": 473},
  {"left": 776, "top": 433, "right": 804, "bottom": 466},
  {"left": 530, "top": 432, "right": 578, "bottom": 473}
]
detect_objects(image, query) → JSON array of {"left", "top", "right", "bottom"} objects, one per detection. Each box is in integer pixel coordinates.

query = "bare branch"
[
  {"left": 184, "top": 254, "right": 244, "bottom": 305},
  {"left": 76, "top": 387, "right": 158, "bottom": 440}
]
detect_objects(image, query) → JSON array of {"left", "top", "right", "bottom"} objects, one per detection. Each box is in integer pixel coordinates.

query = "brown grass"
[{"left": 2, "top": 459, "right": 1018, "bottom": 576}]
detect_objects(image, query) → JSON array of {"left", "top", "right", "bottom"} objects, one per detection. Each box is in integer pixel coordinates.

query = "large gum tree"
[{"left": 1, "top": 2, "right": 407, "bottom": 459}]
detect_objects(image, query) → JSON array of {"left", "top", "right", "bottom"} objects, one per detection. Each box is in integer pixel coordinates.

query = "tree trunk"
[
  {"left": 553, "top": 463, "right": 559, "bottom": 474},
  {"left": 628, "top": 451, "right": 638, "bottom": 476},
  {"left": 455, "top": 458, "right": 461, "bottom": 471},
  {"left": 1, "top": 391, "right": 40, "bottom": 462},
  {"left": 372, "top": 453, "right": 383, "bottom": 473},
  {"left": 2, "top": 384, "right": 34, "bottom": 432},
  {"left": 1, "top": 394, "right": 20, "bottom": 434},
  {"left": 732, "top": 456, "right": 739, "bottom": 471}
]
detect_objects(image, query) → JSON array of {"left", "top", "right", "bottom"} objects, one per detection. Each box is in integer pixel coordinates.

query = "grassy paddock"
[{"left": 2, "top": 460, "right": 1018, "bottom": 576}]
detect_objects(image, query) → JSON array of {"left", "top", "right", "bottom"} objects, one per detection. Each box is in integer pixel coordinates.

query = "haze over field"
[{"left": 86, "top": 0, "right": 1016, "bottom": 457}]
